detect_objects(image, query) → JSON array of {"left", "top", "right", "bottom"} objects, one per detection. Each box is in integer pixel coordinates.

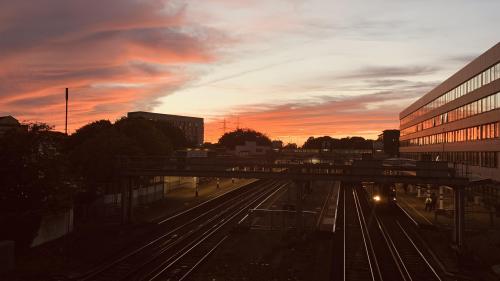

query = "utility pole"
[{"left": 65, "top": 88, "right": 69, "bottom": 135}]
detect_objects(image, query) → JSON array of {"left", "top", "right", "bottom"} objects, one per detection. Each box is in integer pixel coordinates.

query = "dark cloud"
[
  {"left": 445, "top": 54, "right": 478, "bottom": 65},
  {"left": 340, "top": 65, "right": 440, "bottom": 80},
  {"left": 0, "top": 0, "right": 184, "bottom": 54},
  {"left": 0, "top": 0, "right": 221, "bottom": 131}
]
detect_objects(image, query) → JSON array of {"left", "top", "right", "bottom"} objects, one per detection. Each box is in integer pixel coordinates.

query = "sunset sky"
[{"left": 0, "top": 0, "right": 498, "bottom": 144}]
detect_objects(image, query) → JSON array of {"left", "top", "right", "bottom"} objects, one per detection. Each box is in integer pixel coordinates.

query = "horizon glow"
[{"left": 0, "top": 0, "right": 498, "bottom": 145}]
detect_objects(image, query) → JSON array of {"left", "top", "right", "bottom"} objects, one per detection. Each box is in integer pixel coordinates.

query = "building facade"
[
  {"left": 399, "top": 43, "right": 500, "bottom": 181},
  {"left": 377, "top": 129, "right": 400, "bottom": 157},
  {"left": 127, "top": 111, "right": 204, "bottom": 146}
]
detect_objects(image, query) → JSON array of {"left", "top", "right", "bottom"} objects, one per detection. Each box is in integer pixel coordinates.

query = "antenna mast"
[{"left": 65, "top": 88, "right": 68, "bottom": 135}]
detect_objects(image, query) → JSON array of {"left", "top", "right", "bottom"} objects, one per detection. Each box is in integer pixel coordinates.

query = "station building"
[
  {"left": 127, "top": 111, "right": 204, "bottom": 146},
  {"left": 399, "top": 43, "right": 500, "bottom": 181}
]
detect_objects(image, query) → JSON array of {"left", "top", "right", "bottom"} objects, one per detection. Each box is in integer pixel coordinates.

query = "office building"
[
  {"left": 127, "top": 111, "right": 204, "bottom": 146},
  {"left": 399, "top": 43, "right": 500, "bottom": 181}
]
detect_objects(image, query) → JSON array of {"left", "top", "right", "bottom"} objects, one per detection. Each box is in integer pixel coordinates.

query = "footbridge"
[{"left": 115, "top": 156, "right": 469, "bottom": 249}]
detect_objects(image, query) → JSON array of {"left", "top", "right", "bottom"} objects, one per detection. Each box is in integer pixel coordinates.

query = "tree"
[
  {"left": 68, "top": 117, "right": 181, "bottom": 214},
  {"left": 302, "top": 136, "right": 374, "bottom": 150},
  {"left": 114, "top": 117, "right": 173, "bottom": 155},
  {"left": 69, "top": 127, "right": 140, "bottom": 187},
  {"left": 218, "top": 128, "right": 272, "bottom": 149},
  {"left": 67, "top": 120, "right": 113, "bottom": 149},
  {"left": 283, "top": 143, "right": 298, "bottom": 149},
  {"left": 0, "top": 123, "right": 71, "bottom": 249},
  {"left": 271, "top": 140, "right": 283, "bottom": 149},
  {"left": 302, "top": 136, "right": 334, "bottom": 149},
  {"left": 151, "top": 120, "right": 188, "bottom": 149}
]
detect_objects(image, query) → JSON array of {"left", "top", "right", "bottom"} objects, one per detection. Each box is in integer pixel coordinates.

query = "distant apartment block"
[
  {"left": 399, "top": 43, "right": 500, "bottom": 181},
  {"left": 127, "top": 111, "right": 204, "bottom": 146}
]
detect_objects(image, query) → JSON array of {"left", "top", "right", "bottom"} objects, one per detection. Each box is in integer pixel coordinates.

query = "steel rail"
[
  {"left": 177, "top": 235, "right": 228, "bottom": 281},
  {"left": 352, "top": 188, "right": 382, "bottom": 281},
  {"left": 143, "top": 181, "right": 288, "bottom": 281},
  {"left": 77, "top": 179, "right": 279, "bottom": 281},
  {"left": 373, "top": 212, "right": 413, "bottom": 281},
  {"left": 396, "top": 221, "right": 442, "bottom": 281},
  {"left": 130, "top": 181, "right": 285, "bottom": 281}
]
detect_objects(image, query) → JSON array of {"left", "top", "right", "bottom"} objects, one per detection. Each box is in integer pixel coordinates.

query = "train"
[{"left": 363, "top": 182, "right": 397, "bottom": 207}]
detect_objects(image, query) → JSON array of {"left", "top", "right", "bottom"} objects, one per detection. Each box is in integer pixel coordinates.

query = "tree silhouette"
[
  {"left": 218, "top": 128, "right": 272, "bottom": 149},
  {"left": 302, "top": 136, "right": 373, "bottom": 150},
  {"left": 0, "top": 123, "right": 70, "bottom": 249}
]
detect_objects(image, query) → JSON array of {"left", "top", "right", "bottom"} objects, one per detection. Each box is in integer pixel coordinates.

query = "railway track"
[
  {"left": 336, "top": 183, "right": 448, "bottom": 281},
  {"left": 374, "top": 207, "right": 442, "bottom": 281},
  {"left": 338, "top": 184, "right": 381, "bottom": 281},
  {"left": 77, "top": 179, "right": 288, "bottom": 281}
]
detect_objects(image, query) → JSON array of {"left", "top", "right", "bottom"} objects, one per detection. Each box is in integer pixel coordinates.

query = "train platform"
[
  {"left": 396, "top": 187, "right": 500, "bottom": 230},
  {"left": 396, "top": 188, "right": 500, "bottom": 280},
  {"left": 137, "top": 178, "right": 257, "bottom": 222}
]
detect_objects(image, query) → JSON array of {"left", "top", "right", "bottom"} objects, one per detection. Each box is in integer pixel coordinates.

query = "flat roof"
[{"left": 127, "top": 111, "right": 203, "bottom": 122}]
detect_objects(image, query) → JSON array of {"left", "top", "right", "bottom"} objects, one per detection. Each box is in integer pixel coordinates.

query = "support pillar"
[
  {"left": 294, "top": 180, "right": 304, "bottom": 233},
  {"left": 439, "top": 186, "right": 444, "bottom": 210},
  {"left": 453, "top": 186, "right": 465, "bottom": 250},
  {"left": 194, "top": 177, "right": 199, "bottom": 197},
  {"left": 121, "top": 177, "right": 128, "bottom": 224},
  {"left": 121, "top": 176, "right": 134, "bottom": 224},
  {"left": 127, "top": 177, "right": 134, "bottom": 223},
  {"left": 163, "top": 176, "right": 167, "bottom": 199}
]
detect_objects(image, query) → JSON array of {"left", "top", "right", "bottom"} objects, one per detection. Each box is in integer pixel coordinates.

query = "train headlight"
[{"left": 373, "top": 195, "right": 381, "bottom": 202}]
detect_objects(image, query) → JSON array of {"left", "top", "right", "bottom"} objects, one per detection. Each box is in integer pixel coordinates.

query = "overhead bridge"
[
  {"left": 116, "top": 156, "right": 469, "bottom": 186},
  {"left": 115, "top": 156, "right": 469, "bottom": 250}
]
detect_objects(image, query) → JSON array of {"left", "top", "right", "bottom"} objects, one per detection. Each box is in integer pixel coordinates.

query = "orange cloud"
[{"left": 0, "top": 0, "right": 222, "bottom": 132}]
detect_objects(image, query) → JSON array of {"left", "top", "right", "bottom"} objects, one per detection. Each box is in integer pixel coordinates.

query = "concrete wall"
[
  {"left": 101, "top": 176, "right": 197, "bottom": 207},
  {"left": 31, "top": 209, "right": 73, "bottom": 247}
]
